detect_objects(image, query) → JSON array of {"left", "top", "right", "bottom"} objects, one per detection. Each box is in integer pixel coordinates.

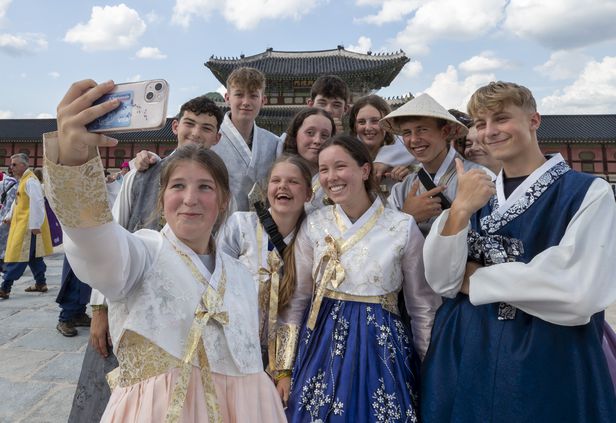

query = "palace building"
[
  {"left": 206, "top": 46, "right": 410, "bottom": 105},
  {"left": 206, "top": 46, "right": 411, "bottom": 134},
  {"left": 0, "top": 47, "right": 615, "bottom": 192}
]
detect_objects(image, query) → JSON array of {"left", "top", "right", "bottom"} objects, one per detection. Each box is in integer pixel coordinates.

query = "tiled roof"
[
  {"left": 205, "top": 47, "right": 410, "bottom": 88},
  {"left": 0, "top": 114, "right": 614, "bottom": 144},
  {"left": 537, "top": 114, "right": 616, "bottom": 143},
  {"left": 0, "top": 118, "right": 177, "bottom": 143}
]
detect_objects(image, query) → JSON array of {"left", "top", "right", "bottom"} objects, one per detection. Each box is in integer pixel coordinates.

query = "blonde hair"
[
  {"left": 468, "top": 81, "right": 537, "bottom": 118},
  {"left": 267, "top": 155, "right": 313, "bottom": 310},
  {"left": 226, "top": 67, "right": 266, "bottom": 93}
]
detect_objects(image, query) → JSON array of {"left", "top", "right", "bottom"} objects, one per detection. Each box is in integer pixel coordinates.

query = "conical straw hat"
[{"left": 380, "top": 93, "right": 468, "bottom": 140}]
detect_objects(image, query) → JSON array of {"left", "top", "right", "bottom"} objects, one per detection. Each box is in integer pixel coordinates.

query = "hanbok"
[
  {"left": 305, "top": 175, "right": 327, "bottom": 215},
  {"left": 422, "top": 154, "right": 616, "bottom": 422},
  {"left": 218, "top": 211, "right": 294, "bottom": 371},
  {"left": 388, "top": 147, "right": 490, "bottom": 236},
  {"left": 283, "top": 197, "right": 441, "bottom": 422},
  {"left": 43, "top": 133, "right": 286, "bottom": 423},
  {"left": 0, "top": 176, "right": 17, "bottom": 261},
  {"left": 211, "top": 113, "right": 281, "bottom": 211}
]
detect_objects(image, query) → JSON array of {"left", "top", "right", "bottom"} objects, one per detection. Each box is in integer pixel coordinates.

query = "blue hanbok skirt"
[
  {"left": 287, "top": 296, "right": 420, "bottom": 423},
  {"left": 421, "top": 294, "right": 616, "bottom": 423}
]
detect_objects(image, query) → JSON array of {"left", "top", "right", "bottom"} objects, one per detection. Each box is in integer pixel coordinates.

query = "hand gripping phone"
[{"left": 87, "top": 79, "right": 169, "bottom": 133}]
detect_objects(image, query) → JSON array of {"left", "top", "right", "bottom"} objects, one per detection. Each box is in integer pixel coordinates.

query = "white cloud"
[
  {"left": 459, "top": 51, "right": 510, "bottom": 73},
  {"left": 504, "top": 0, "right": 616, "bottom": 50},
  {"left": 347, "top": 36, "right": 372, "bottom": 53},
  {"left": 356, "top": 0, "right": 385, "bottom": 5},
  {"left": 146, "top": 10, "right": 161, "bottom": 24},
  {"left": 136, "top": 46, "right": 167, "bottom": 60},
  {"left": 0, "top": 32, "right": 47, "bottom": 56},
  {"left": 420, "top": 65, "right": 495, "bottom": 111},
  {"left": 355, "top": 0, "right": 420, "bottom": 25},
  {"left": 216, "top": 84, "right": 227, "bottom": 96},
  {"left": 36, "top": 112, "right": 53, "bottom": 118},
  {"left": 534, "top": 50, "right": 592, "bottom": 81},
  {"left": 48, "top": 71, "right": 60, "bottom": 78},
  {"left": 64, "top": 4, "right": 146, "bottom": 51},
  {"left": 0, "top": 109, "right": 13, "bottom": 118},
  {"left": 401, "top": 60, "right": 422, "bottom": 78},
  {"left": 126, "top": 74, "right": 142, "bottom": 82},
  {"left": 540, "top": 56, "right": 616, "bottom": 114},
  {"left": 0, "top": 0, "right": 11, "bottom": 21},
  {"left": 172, "top": 0, "right": 321, "bottom": 30},
  {"left": 394, "top": 0, "right": 507, "bottom": 55}
]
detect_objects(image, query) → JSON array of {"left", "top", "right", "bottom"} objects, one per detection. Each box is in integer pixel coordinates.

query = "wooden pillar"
[{"left": 602, "top": 143, "right": 608, "bottom": 176}]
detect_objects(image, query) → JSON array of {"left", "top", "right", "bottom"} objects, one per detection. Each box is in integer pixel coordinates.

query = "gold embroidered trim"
[
  {"left": 164, "top": 240, "right": 228, "bottom": 423},
  {"left": 323, "top": 289, "right": 399, "bottom": 316},
  {"left": 312, "top": 179, "right": 320, "bottom": 194},
  {"left": 256, "top": 221, "right": 283, "bottom": 373},
  {"left": 306, "top": 204, "right": 385, "bottom": 330},
  {"left": 43, "top": 155, "right": 112, "bottom": 228},
  {"left": 108, "top": 330, "right": 182, "bottom": 389},
  {"left": 275, "top": 323, "right": 300, "bottom": 371}
]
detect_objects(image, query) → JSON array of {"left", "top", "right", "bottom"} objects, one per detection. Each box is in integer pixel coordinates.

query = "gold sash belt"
[
  {"left": 306, "top": 204, "right": 385, "bottom": 330},
  {"left": 323, "top": 289, "right": 400, "bottom": 316}
]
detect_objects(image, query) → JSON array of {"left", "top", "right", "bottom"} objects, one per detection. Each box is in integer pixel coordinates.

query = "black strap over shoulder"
[
  {"left": 254, "top": 201, "right": 287, "bottom": 255},
  {"left": 417, "top": 168, "right": 452, "bottom": 210}
]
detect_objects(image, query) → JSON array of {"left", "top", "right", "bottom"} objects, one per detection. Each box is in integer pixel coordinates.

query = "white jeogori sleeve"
[
  {"left": 25, "top": 178, "right": 46, "bottom": 230},
  {"left": 111, "top": 168, "right": 136, "bottom": 227},
  {"left": 375, "top": 137, "right": 417, "bottom": 167},
  {"left": 216, "top": 213, "right": 242, "bottom": 259},
  {"left": 423, "top": 209, "right": 470, "bottom": 298},
  {"left": 469, "top": 179, "right": 616, "bottom": 326},
  {"left": 279, "top": 220, "right": 314, "bottom": 328}
]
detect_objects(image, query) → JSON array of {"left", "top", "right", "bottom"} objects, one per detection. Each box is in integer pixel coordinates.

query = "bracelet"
[
  {"left": 274, "top": 370, "right": 292, "bottom": 382},
  {"left": 91, "top": 304, "right": 108, "bottom": 312}
]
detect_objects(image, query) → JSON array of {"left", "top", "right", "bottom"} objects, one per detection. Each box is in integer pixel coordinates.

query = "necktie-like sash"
[
  {"left": 258, "top": 249, "right": 283, "bottom": 372},
  {"left": 164, "top": 241, "right": 228, "bottom": 423},
  {"left": 306, "top": 204, "right": 384, "bottom": 330}
]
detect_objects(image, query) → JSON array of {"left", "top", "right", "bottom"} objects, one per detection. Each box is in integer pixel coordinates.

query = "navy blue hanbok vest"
[{"left": 421, "top": 161, "right": 616, "bottom": 422}]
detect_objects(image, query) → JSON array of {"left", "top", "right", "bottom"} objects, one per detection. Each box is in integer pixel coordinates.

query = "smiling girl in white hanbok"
[
  {"left": 43, "top": 79, "right": 286, "bottom": 423},
  {"left": 283, "top": 135, "right": 441, "bottom": 422},
  {"left": 218, "top": 154, "right": 313, "bottom": 404}
]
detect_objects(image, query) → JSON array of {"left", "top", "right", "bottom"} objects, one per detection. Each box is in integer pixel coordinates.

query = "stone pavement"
[
  {"left": 0, "top": 251, "right": 89, "bottom": 423},
  {"left": 0, "top": 250, "right": 615, "bottom": 423}
]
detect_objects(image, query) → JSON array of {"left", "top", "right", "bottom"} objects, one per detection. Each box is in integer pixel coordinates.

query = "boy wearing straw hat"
[
  {"left": 381, "top": 93, "right": 489, "bottom": 236},
  {"left": 421, "top": 81, "right": 616, "bottom": 422}
]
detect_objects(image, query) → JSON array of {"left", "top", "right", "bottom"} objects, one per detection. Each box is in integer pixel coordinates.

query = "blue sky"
[{"left": 1, "top": 0, "right": 615, "bottom": 119}]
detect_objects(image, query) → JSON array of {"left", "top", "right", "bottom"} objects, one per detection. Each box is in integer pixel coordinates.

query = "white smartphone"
[{"left": 87, "top": 79, "right": 169, "bottom": 133}]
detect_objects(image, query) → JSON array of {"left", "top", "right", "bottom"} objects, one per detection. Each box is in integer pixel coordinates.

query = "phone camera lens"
[
  {"left": 146, "top": 91, "right": 154, "bottom": 100},
  {"left": 154, "top": 83, "right": 163, "bottom": 91}
]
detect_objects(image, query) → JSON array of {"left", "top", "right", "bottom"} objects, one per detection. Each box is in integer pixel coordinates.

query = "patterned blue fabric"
[
  {"left": 287, "top": 297, "right": 420, "bottom": 423},
  {"left": 421, "top": 165, "right": 616, "bottom": 422}
]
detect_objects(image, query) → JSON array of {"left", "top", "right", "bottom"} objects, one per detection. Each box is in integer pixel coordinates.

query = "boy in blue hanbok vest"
[{"left": 422, "top": 81, "right": 616, "bottom": 422}]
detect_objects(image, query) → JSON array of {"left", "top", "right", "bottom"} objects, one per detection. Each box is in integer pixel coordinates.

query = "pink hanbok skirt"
[{"left": 101, "top": 367, "right": 287, "bottom": 423}]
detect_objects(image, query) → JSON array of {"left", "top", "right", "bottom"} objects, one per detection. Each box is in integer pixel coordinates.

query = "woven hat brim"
[{"left": 380, "top": 94, "right": 469, "bottom": 140}]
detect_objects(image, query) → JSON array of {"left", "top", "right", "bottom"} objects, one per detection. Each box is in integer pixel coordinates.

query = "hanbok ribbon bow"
[
  {"left": 166, "top": 287, "right": 228, "bottom": 423},
  {"left": 258, "top": 250, "right": 283, "bottom": 372},
  {"left": 321, "top": 235, "right": 345, "bottom": 288},
  {"left": 466, "top": 230, "right": 523, "bottom": 321},
  {"left": 467, "top": 230, "right": 524, "bottom": 265},
  {"left": 306, "top": 235, "right": 346, "bottom": 330}
]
